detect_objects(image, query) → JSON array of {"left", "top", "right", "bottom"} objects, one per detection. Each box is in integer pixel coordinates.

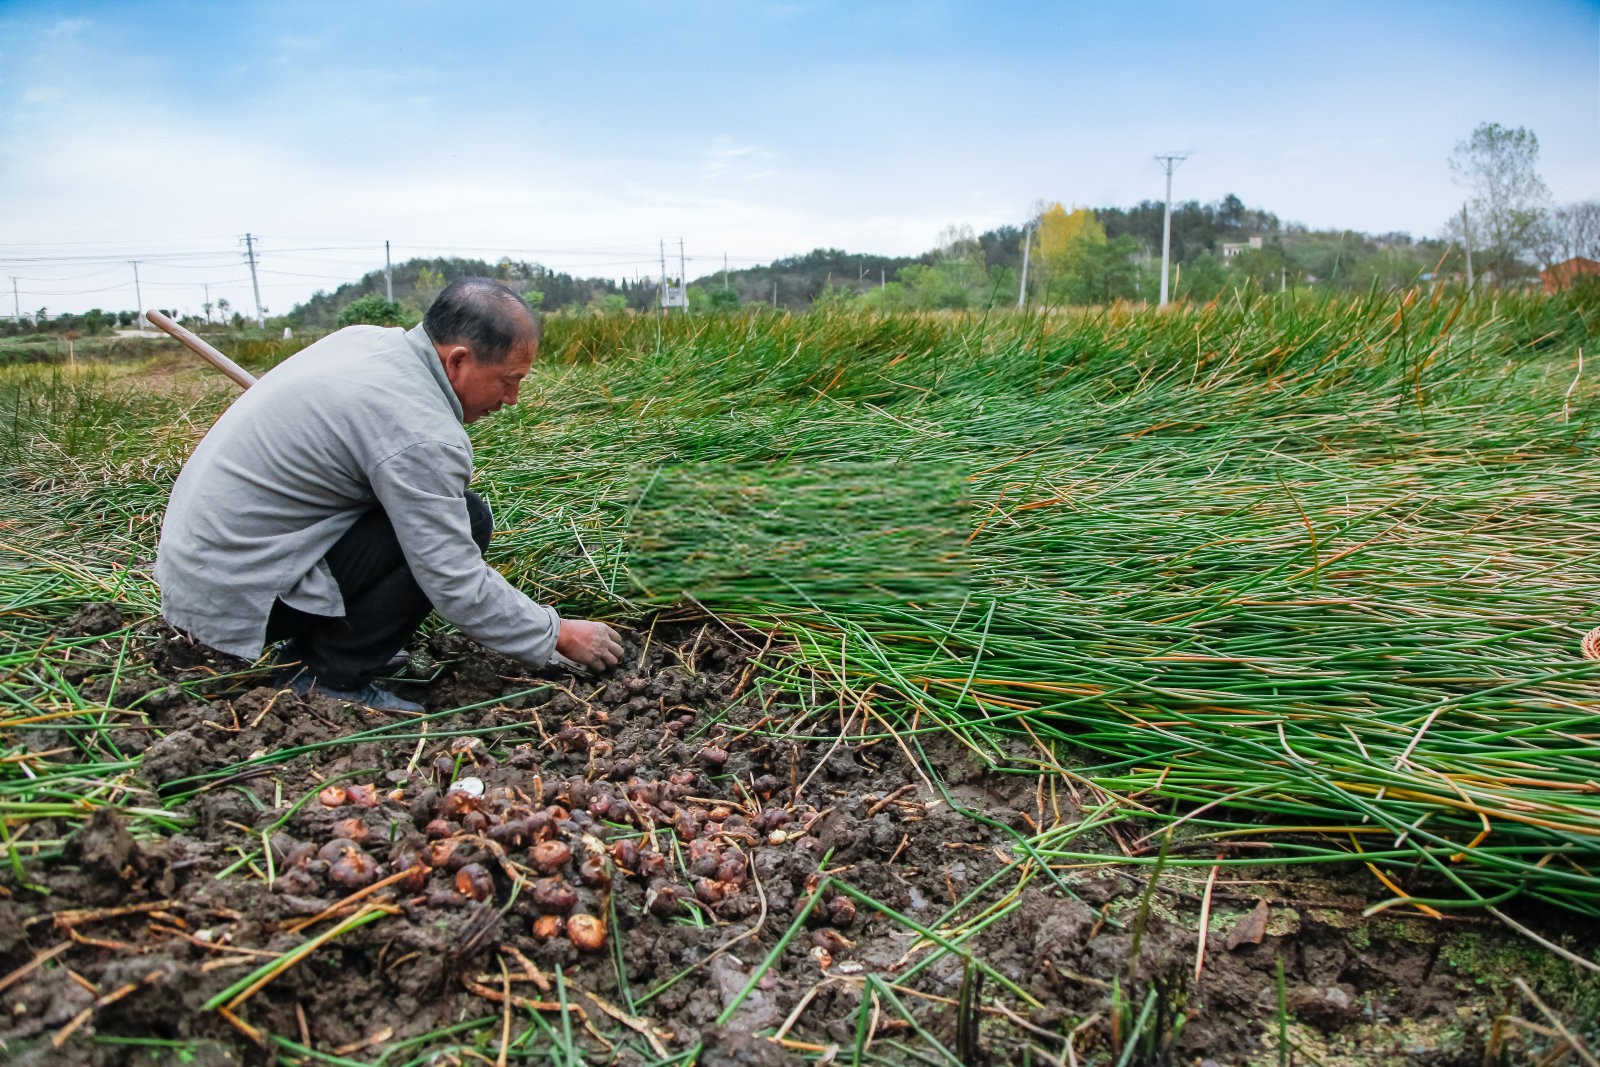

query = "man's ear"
[{"left": 442, "top": 344, "right": 473, "bottom": 376}]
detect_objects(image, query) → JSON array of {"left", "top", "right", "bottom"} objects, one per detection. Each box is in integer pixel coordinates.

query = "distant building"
[
  {"left": 1541, "top": 257, "right": 1600, "bottom": 293},
  {"left": 1221, "top": 236, "right": 1265, "bottom": 259}
]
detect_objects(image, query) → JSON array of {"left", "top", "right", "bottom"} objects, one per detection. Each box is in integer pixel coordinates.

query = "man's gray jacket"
[{"left": 156, "top": 322, "right": 560, "bottom": 666}]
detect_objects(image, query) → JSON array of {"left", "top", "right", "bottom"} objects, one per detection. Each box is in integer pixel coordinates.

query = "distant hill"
[
  {"left": 284, "top": 256, "right": 647, "bottom": 330},
  {"left": 685, "top": 195, "right": 1293, "bottom": 303},
  {"left": 277, "top": 192, "right": 1456, "bottom": 324}
]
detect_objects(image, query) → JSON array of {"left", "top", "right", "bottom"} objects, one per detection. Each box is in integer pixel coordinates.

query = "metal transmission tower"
[
  {"left": 385, "top": 240, "right": 394, "bottom": 303},
  {"left": 242, "top": 233, "right": 265, "bottom": 328},
  {"left": 659, "top": 239, "right": 688, "bottom": 312},
  {"left": 1154, "top": 154, "right": 1187, "bottom": 307}
]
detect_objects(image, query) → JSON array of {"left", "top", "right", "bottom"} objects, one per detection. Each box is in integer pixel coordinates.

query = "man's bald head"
[{"left": 423, "top": 277, "right": 540, "bottom": 364}]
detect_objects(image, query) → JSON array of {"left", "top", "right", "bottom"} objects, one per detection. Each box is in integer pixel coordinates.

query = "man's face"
[{"left": 443, "top": 340, "right": 535, "bottom": 423}]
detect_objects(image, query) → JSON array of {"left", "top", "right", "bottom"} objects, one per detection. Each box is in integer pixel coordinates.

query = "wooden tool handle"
[{"left": 143, "top": 309, "right": 258, "bottom": 390}]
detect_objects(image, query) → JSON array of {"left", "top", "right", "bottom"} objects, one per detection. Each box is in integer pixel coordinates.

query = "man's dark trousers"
[{"left": 266, "top": 491, "right": 493, "bottom": 689}]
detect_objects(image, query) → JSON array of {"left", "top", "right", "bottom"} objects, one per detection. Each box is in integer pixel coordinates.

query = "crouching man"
[{"left": 156, "top": 277, "right": 621, "bottom": 712}]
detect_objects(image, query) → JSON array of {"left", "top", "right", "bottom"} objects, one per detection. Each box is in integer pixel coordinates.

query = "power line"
[{"left": 260, "top": 268, "right": 372, "bottom": 281}]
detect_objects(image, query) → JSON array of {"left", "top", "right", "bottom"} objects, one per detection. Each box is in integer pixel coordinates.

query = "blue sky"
[{"left": 1, "top": 0, "right": 1595, "bottom": 316}]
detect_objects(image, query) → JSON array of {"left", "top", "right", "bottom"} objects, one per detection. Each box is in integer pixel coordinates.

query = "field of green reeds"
[{"left": 4, "top": 286, "right": 1599, "bottom": 924}]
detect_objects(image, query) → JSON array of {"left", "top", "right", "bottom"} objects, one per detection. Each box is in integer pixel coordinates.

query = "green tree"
[
  {"left": 1230, "top": 244, "right": 1290, "bottom": 292},
  {"left": 897, "top": 263, "right": 972, "bottom": 309},
  {"left": 1062, "top": 236, "right": 1141, "bottom": 304},
  {"left": 1174, "top": 254, "right": 1228, "bottom": 302},
  {"left": 811, "top": 282, "right": 859, "bottom": 311},
  {"left": 1036, "top": 204, "right": 1105, "bottom": 270},
  {"left": 1447, "top": 122, "right": 1550, "bottom": 281},
  {"left": 855, "top": 280, "right": 912, "bottom": 311},
  {"left": 415, "top": 266, "right": 447, "bottom": 309},
  {"left": 710, "top": 288, "right": 739, "bottom": 310},
  {"left": 337, "top": 295, "right": 410, "bottom": 327},
  {"left": 1034, "top": 204, "right": 1109, "bottom": 305}
]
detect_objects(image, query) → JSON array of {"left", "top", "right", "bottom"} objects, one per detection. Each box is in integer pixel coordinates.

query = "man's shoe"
[
  {"left": 287, "top": 673, "right": 423, "bottom": 713},
  {"left": 275, "top": 642, "right": 410, "bottom": 676}
]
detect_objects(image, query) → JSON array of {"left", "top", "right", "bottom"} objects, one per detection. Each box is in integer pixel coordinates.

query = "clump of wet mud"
[{"left": 2, "top": 606, "right": 1596, "bottom": 1065}]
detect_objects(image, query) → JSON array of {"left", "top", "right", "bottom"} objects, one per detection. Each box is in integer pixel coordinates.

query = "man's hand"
[{"left": 555, "top": 618, "right": 623, "bottom": 672}]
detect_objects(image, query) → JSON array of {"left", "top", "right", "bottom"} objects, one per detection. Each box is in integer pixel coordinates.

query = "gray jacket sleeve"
[{"left": 369, "top": 440, "right": 561, "bottom": 666}]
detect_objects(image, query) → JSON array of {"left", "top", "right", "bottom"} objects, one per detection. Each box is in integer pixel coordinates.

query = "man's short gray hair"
[{"left": 423, "top": 277, "right": 541, "bottom": 364}]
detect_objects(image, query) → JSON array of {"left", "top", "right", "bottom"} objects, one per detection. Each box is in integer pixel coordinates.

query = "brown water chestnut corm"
[
  {"left": 346, "top": 783, "right": 379, "bottom": 808},
  {"left": 331, "top": 818, "right": 368, "bottom": 842},
  {"left": 328, "top": 848, "right": 378, "bottom": 888},
  {"left": 577, "top": 854, "right": 610, "bottom": 888},
  {"left": 454, "top": 863, "right": 493, "bottom": 901},
  {"left": 317, "top": 837, "right": 360, "bottom": 863},
  {"left": 529, "top": 840, "right": 572, "bottom": 873},
  {"left": 531, "top": 877, "right": 577, "bottom": 911},
  {"left": 567, "top": 913, "right": 605, "bottom": 951},
  {"left": 646, "top": 881, "right": 683, "bottom": 917}
]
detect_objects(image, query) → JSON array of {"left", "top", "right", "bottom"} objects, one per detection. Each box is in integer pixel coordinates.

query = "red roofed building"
[{"left": 1541, "top": 256, "right": 1600, "bottom": 293}]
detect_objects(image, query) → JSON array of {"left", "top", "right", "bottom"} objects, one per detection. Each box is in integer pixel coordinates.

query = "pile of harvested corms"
[{"left": 267, "top": 731, "right": 847, "bottom": 953}]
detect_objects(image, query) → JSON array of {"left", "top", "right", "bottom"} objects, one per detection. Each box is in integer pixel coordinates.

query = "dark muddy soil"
[{"left": 1, "top": 607, "right": 1596, "bottom": 1066}]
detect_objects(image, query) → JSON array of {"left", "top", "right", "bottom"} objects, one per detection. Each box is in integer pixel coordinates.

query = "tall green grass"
[
  {"left": 478, "top": 289, "right": 1600, "bottom": 914},
  {"left": 4, "top": 288, "right": 1598, "bottom": 914}
]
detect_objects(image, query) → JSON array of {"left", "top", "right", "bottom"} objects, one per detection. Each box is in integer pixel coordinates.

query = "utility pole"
[
  {"left": 723, "top": 252, "right": 729, "bottom": 292},
  {"left": 130, "top": 261, "right": 144, "bottom": 330},
  {"left": 11, "top": 277, "right": 18, "bottom": 323},
  {"left": 243, "top": 233, "right": 265, "bottom": 328},
  {"left": 1155, "top": 153, "right": 1187, "bottom": 307},
  {"left": 1017, "top": 223, "right": 1032, "bottom": 308},
  {"left": 678, "top": 238, "right": 687, "bottom": 312},
  {"left": 1460, "top": 204, "right": 1475, "bottom": 300},
  {"left": 772, "top": 280, "right": 778, "bottom": 309},
  {"left": 203, "top": 282, "right": 211, "bottom": 324},
  {"left": 880, "top": 268, "right": 885, "bottom": 289},
  {"left": 385, "top": 240, "right": 394, "bottom": 303}
]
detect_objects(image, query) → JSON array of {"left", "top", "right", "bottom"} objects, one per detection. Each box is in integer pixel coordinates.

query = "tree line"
[{"left": 6, "top": 121, "right": 1590, "bottom": 340}]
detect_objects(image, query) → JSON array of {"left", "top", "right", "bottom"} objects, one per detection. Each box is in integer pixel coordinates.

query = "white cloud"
[
  {"left": 701, "top": 136, "right": 778, "bottom": 183},
  {"left": 45, "top": 17, "right": 90, "bottom": 37}
]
